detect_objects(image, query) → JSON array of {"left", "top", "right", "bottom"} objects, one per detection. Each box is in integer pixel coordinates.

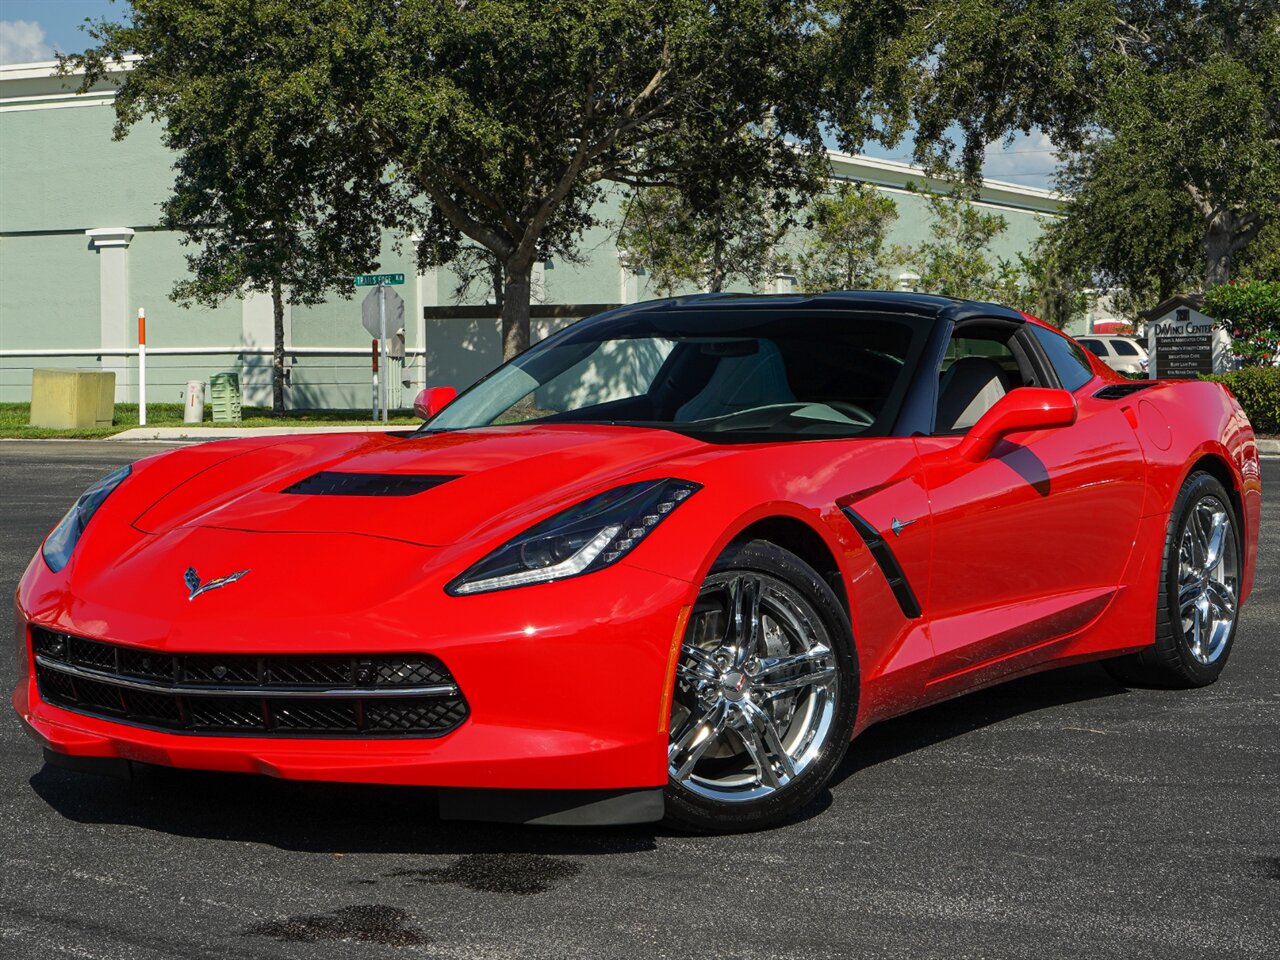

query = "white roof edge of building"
[
  {"left": 826, "top": 149, "right": 1060, "bottom": 203},
  {"left": 0, "top": 54, "right": 140, "bottom": 81}
]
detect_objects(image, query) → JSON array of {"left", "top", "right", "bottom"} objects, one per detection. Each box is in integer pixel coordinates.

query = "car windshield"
[{"left": 421, "top": 307, "right": 932, "bottom": 440}]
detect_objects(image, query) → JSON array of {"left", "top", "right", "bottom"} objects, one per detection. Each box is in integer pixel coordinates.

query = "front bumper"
[{"left": 15, "top": 544, "right": 695, "bottom": 798}]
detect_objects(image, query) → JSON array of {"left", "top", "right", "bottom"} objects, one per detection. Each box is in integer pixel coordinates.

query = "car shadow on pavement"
[
  {"left": 26, "top": 663, "right": 1129, "bottom": 849},
  {"left": 826, "top": 661, "right": 1130, "bottom": 792},
  {"left": 27, "top": 764, "right": 661, "bottom": 855}
]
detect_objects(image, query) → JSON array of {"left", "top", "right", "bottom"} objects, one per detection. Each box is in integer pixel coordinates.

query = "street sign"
[
  {"left": 361, "top": 286, "right": 405, "bottom": 341},
  {"left": 354, "top": 273, "right": 405, "bottom": 287},
  {"left": 361, "top": 285, "right": 406, "bottom": 424}
]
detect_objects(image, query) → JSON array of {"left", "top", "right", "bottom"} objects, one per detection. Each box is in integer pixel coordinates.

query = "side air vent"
[
  {"left": 281, "top": 472, "right": 460, "bottom": 497},
  {"left": 840, "top": 507, "right": 922, "bottom": 619},
  {"left": 1094, "top": 382, "right": 1155, "bottom": 400}
]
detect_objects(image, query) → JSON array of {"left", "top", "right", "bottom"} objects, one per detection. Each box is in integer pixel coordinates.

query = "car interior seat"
[
  {"left": 936, "top": 355, "right": 1013, "bottom": 432},
  {"left": 675, "top": 340, "right": 796, "bottom": 421}
]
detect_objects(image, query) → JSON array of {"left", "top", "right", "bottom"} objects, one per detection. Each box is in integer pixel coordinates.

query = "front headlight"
[
  {"left": 447, "top": 478, "right": 700, "bottom": 595},
  {"left": 42, "top": 465, "right": 131, "bottom": 573}
]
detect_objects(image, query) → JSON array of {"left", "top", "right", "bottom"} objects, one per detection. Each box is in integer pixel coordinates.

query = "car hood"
[{"left": 131, "top": 425, "right": 711, "bottom": 547}]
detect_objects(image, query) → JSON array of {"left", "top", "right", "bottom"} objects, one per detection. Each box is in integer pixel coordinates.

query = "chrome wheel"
[
  {"left": 668, "top": 571, "right": 839, "bottom": 803},
  {"left": 1177, "top": 494, "right": 1239, "bottom": 665}
]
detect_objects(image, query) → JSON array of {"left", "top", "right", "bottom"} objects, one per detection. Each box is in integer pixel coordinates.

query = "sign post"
[
  {"left": 357, "top": 275, "right": 406, "bottom": 423},
  {"left": 371, "top": 338, "right": 379, "bottom": 421}
]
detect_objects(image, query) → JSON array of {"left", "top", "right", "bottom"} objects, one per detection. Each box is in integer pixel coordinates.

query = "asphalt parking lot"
[{"left": 0, "top": 441, "right": 1276, "bottom": 960}]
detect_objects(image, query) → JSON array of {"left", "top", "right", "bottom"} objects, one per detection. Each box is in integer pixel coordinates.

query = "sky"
[{"left": 0, "top": 0, "right": 1061, "bottom": 190}]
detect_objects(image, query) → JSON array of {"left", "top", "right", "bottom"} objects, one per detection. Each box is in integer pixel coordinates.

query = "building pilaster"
[{"left": 85, "top": 227, "right": 134, "bottom": 402}]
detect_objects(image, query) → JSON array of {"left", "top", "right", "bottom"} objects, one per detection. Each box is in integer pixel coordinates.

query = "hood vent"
[
  {"left": 1094, "top": 382, "right": 1155, "bottom": 400},
  {"left": 282, "top": 472, "right": 460, "bottom": 497}
]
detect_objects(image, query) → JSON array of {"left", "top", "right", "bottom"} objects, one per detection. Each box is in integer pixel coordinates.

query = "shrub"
[
  {"left": 1201, "top": 366, "right": 1280, "bottom": 434},
  {"left": 1202, "top": 280, "right": 1280, "bottom": 366}
]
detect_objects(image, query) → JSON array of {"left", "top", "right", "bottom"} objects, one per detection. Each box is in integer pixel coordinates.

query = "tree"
[
  {"left": 895, "top": 191, "right": 1016, "bottom": 302},
  {"left": 793, "top": 182, "right": 898, "bottom": 292},
  {"left": 1008, "top": 232, "right": 1091, "bottom": 330},
  {"left": 1038, "top": 2, "right": 1279, "bottom": 295},
  {"left": 64, "top": 3, "right": 391, "bottom": 414},
  {"left": 160, "top": 124, "right": 387, "bottom": 415},
  {"left": 72, "top": 1, "right": 830, "bottom": 363},
  {"left": 617, "top": 184, "right": 787, "bottom": 296},
  {"left": 1118, "top": 7, "right": 1279, "bottom": 287},
  {"left": 1045, "top": 135, "right": 1203, "bottom": 316},
  {"left": 835, "top": 2, "right": 1277, "bottom": 292}
]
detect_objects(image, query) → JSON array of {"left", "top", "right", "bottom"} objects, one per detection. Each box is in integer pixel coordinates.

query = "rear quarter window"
[{"left": 1030, "top": 327, "right": 1096, "bottom": 392}]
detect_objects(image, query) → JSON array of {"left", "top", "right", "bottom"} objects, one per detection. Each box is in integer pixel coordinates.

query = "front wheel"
[
  {"left": 1104, "top": 470, "right": 1242, "bottom": 688},
  {"left": 664, "top": 540, "right": 858, "bottom": 833}
]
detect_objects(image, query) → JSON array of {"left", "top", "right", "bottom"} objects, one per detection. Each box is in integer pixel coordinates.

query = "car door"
[{"left": 914, "top": 320, "right": 1148, "bottom": 697}]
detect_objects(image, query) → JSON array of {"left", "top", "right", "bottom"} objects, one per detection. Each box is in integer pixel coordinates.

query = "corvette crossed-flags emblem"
[{"left": 184, "top": 566, "right": 250, "bottom": 601}]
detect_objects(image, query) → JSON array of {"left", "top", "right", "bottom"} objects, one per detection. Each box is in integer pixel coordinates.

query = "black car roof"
[{"left": 597, "top": 289, "right": 1028, "bottom": 327}]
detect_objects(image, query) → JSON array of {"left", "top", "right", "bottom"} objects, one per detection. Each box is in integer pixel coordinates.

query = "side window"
[
  {"left": 1111, "top": 339, "right": 1139, "bottom": 356},
  {"left": 1029, "top": 326, "right": 1095, "bottom": 392},
  {"left": 1079, "top": 338, "right": 1108, "bottom": 357}
]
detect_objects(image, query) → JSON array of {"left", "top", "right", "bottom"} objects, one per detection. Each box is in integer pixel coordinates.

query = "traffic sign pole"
[
  {"left": 371, "top": 338, "right": 379, "bottom": 421},
  {"left": 378, "top": 285, "right": 389, "bottom": 423}
]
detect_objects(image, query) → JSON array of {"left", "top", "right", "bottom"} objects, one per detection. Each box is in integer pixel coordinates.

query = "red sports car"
[{"left": 13, "top": 292, "right": 1261, "bottom": 832}]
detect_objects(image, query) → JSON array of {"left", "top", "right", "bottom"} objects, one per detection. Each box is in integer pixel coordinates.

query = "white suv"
[{"left": 1077, "top": 335, "right": 1149, "bottom": 375}]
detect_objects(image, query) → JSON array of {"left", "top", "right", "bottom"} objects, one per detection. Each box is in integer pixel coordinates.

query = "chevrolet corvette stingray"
[{"left": 13, "top": 292, "right": 1261, "bottom": 832}]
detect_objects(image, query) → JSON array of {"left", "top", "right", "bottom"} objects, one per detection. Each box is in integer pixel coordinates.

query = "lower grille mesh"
[{"left": 31, "top": 627, "right": 468, "bottom": 738}]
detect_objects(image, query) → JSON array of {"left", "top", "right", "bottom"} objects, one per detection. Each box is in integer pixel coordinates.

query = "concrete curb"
[
  {"left": 106, "top": 424, "right": 406, "bottom": 441},
  {"left": 1258, "top": 438, "right": 1280, "bottom": 455}
]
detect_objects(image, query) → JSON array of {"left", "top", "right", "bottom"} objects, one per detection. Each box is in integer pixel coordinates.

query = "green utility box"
[
  {"left": 29, "top": 369, "right": 115, "bottom": 429},
  {"left": 210, "top": 372, "right": 242, "bottom": 422}
]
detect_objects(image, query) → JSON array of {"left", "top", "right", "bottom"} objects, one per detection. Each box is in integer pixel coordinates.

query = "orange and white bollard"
[{"left": 137, "top": 308, "right": 147, "bottom": 427}]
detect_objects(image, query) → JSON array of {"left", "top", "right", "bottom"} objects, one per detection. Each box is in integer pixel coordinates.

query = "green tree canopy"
[
  {"left": 793, "top": 182, "right": 898, "bottom": 293},
  {"left": 73, "top": 0, "right": 830, "bottom": 361},
  {"left": 1042, "top": 1, "right": 1279, "bottom": 302},
  {"left": 66, "top": 2, "right": 396, "bottom": 413},
  {"left": 895, "top": 191, "right": 1014, "bottom": 302},
  {"left": 617, "top": 183, "right": 788, "bottom": 296}
]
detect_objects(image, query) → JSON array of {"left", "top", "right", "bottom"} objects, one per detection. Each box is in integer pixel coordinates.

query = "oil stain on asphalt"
[
  {"left": 385, "top": 852, "right": 582, "bottom": 895},
  {"left": 245, "top": 904, "right": 427, "bottom": 945}
]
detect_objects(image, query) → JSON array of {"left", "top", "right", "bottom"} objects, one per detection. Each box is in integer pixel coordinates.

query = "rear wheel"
[
  {"left": 664, "top": 540, "right": 857, "bottom": 833},
  {"left": 1104, "top": 471, "right": 1242, "bottom": 688}
]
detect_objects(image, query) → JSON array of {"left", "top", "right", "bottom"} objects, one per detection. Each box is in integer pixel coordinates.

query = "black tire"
[
  {"left": 1104, "top": 471, "right": 1242, "bottom": 689},
  {"left": 663, "top": 539, "right": 858, "bottom": 833}
]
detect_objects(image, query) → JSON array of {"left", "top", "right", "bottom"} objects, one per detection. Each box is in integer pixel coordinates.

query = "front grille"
[{"left": 30, "top": 627, "right": 468, "bottom": 738}]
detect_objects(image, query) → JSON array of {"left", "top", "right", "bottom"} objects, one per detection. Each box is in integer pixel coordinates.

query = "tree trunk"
[
  {"left": 271, "top": 277, "right": 286, "bottom": 416},
  {"left": 1204, "top": 213, "right": 1234, "bottom": 287},
  {"left": 500, "top": 259, "right": 533, "bottom": 362},
  {"left": 709, "top": 235, "right": 726, "bottom": 293}
]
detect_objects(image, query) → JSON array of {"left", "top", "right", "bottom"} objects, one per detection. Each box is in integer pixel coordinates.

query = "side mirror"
[
  {"left": 413, "top": 386, "right": 457, "bottom": 421},
  {"left": 956, "top": 388, "right": 1077, "bottom": 461}
]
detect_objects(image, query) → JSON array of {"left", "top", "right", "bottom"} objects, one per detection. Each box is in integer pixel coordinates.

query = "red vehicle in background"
[{"left": 13, "top": 292, "right": 1260, "bottom": 832}]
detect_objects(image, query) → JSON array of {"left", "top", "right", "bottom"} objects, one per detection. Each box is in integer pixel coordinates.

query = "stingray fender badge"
[{"left": 184, "top": 566, "right": 250, "bottom": 601}]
